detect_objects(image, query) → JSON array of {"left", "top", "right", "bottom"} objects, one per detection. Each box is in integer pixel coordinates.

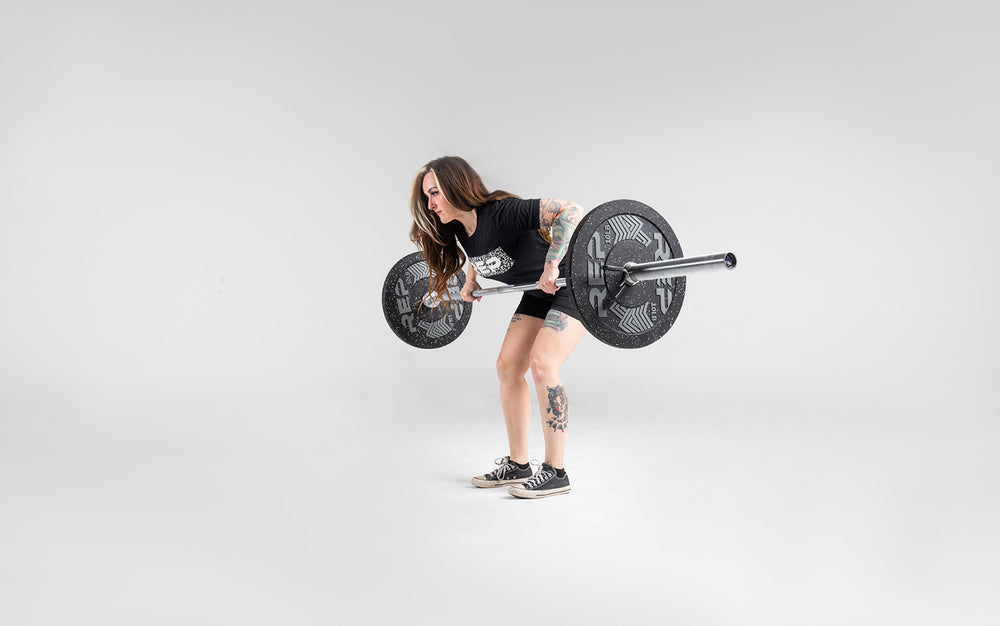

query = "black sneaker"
[
  {"left": 471, "top": 456, "right": 535, "bottom": 488},
  {"left": 508, "top": 462, "right": 570, "bottom": 498}
]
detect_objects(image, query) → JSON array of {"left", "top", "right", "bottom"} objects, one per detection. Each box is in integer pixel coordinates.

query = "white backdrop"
[{"left": 2, "top": 2, "right": 998, "bottom": 624}]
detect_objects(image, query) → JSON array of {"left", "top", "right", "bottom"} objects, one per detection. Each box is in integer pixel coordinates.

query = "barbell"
[{"left": 382, "top": 199, "right": 736, "bottom": 349}]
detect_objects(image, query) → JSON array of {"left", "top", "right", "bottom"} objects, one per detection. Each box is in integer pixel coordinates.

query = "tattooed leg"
[
  {"left": 541, "top": 311, "right": 569, "bottom": 332},
  {"left": 545, "top": 384, "right": 569, "bottom": 431},
  {"left": 530, "top": 312, "right": 586, "bottom": 469},
  {"left": 507, "top": 313, "right": 525, "bottom": 333}
]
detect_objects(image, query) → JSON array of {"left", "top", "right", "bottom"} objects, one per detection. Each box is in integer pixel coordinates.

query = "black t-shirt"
[{"left": 456, "top": 197, "right": 565, "bottom": 286}]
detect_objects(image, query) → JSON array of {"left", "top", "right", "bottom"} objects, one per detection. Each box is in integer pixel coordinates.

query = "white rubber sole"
[
  {"left": 508, "top": 485, "right": 571, "bottom": 499},
  {"left": 471, "top": 477, "right": 529, "bottom": 488}
]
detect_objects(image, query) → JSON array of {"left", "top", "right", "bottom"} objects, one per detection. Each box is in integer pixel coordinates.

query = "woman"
[{"left": 409, "top": 156, "right": 585, "bottom": 499}]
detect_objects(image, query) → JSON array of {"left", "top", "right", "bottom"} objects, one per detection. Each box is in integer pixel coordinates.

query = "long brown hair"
[{"left": 409, "top": 156, "right": 519, "bottom": 304}]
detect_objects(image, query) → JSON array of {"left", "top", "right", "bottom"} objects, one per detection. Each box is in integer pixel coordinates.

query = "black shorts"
[{"left": 514, "top": 289, "right": 581, "bottom": 322}]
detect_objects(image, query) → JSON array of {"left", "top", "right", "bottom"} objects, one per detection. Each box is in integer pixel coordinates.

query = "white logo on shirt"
[{"left": 469, "top": 247, "right": 514, "bottom": 277}]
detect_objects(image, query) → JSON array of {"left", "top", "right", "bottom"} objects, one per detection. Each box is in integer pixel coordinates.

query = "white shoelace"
[
  {"left": 523, "top": 466, "right": 555, "bottom": 489},
  {"left": 489, "top": 456, "right": 516, "bottom": 479},
  {"left": 489, "top": 456, "right": 539, "bottom": 479}
]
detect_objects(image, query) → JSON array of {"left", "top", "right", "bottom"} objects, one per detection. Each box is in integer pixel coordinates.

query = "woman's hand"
[
  {"left": 460, "top": 278, "right": 482, "bottom": 302},
  {"left": 537, "top": 262, "right": 561, "bottom": 294}
]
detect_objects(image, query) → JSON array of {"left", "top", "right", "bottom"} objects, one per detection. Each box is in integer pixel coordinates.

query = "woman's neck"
[{"left": 455, "top": 209, "right": 477, "bottom": 237}]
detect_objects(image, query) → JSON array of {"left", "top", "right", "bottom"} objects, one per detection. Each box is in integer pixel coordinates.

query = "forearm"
[{"left": 544, "top": 202, "right": 582, "bottom": 267}]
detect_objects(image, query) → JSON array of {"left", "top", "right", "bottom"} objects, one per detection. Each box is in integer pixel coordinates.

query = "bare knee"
[
  {"left": 529, "top": 351, "right": 559, "bottom": 383},
  {"left": 497, "top": 354, "right": 529, "bottom": 383}
]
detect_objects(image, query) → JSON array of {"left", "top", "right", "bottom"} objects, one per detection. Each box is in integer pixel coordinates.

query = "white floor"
[{"left": 2, "top": 379, "right": 996, "bottom": 626}]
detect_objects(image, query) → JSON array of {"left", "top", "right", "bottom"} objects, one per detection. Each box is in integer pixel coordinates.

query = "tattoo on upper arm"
[
  {"left": 541, "top": 311, "right": 569, "bottom": 332},
  {"left": 540, "top": 200, "right": 581, "bottom": 224},
  {"left": 563, "top": 204, "right": 581, "bottom": 222},
  {"left": 540, "top": 201, "right": 582, "bottom": 266},
  {"left": 540, "top": 199, "right": 577, "bottom": 228},
  {"left": 539, "top": 199, "right": 560, "bottom": 228},
  {"left": 545, "top": 385, "right": 568, "bottom": 431}
]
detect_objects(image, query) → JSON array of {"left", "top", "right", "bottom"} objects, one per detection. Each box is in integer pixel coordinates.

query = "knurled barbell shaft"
[
  {"left": 422, "top": 280, "right": 567, "bottom": 307},
  {"left": 428, "top": 251, "right": 735, "bottom": 304},
  {"left": 471, "top": 279, "right": 567, "bottom": 297}
]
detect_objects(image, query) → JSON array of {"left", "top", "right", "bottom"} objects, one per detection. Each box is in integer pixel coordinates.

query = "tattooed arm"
[{"left": 537, "top": 199, "right": 583, "bottom": 294}]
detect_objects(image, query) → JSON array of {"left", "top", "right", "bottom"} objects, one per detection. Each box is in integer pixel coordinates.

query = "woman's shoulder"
[
  {"left": 481, "top": 196, "right": 541, "bottom": 233},
  {"left": 485, "top": 195, "right": 540, "bottom": 214}
]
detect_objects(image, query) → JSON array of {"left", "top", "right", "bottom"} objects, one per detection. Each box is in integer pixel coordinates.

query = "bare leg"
[
  {"left": 496, "top": 313, "right": 544, "bottom": 464},
  {"left": 529, "top": 310, "right": 587, "bottom": 469}
]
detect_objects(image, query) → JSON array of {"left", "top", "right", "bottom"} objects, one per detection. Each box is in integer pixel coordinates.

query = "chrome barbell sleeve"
[{"left": 622, "top": 253, "right": 736, "bottom": 285}]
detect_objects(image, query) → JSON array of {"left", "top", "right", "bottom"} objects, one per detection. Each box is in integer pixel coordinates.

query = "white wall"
[{"left": 2, "top": 2, "right": 998, "bottom": 624}]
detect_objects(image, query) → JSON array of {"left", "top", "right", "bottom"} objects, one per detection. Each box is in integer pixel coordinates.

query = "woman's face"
[{"left": 422, "top": 171, "right": 460, "bottom": 224}]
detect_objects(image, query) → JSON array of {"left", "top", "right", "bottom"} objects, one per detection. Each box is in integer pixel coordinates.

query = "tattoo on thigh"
[
  {"left": 507, "top": 314, "right": 524, "bottom": 332},
  {"left": 541, "top": 311, "right": 569, "bottom": 332},
  {"left": 545, "top": 385, "right": 568, "bottom": 431}
]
